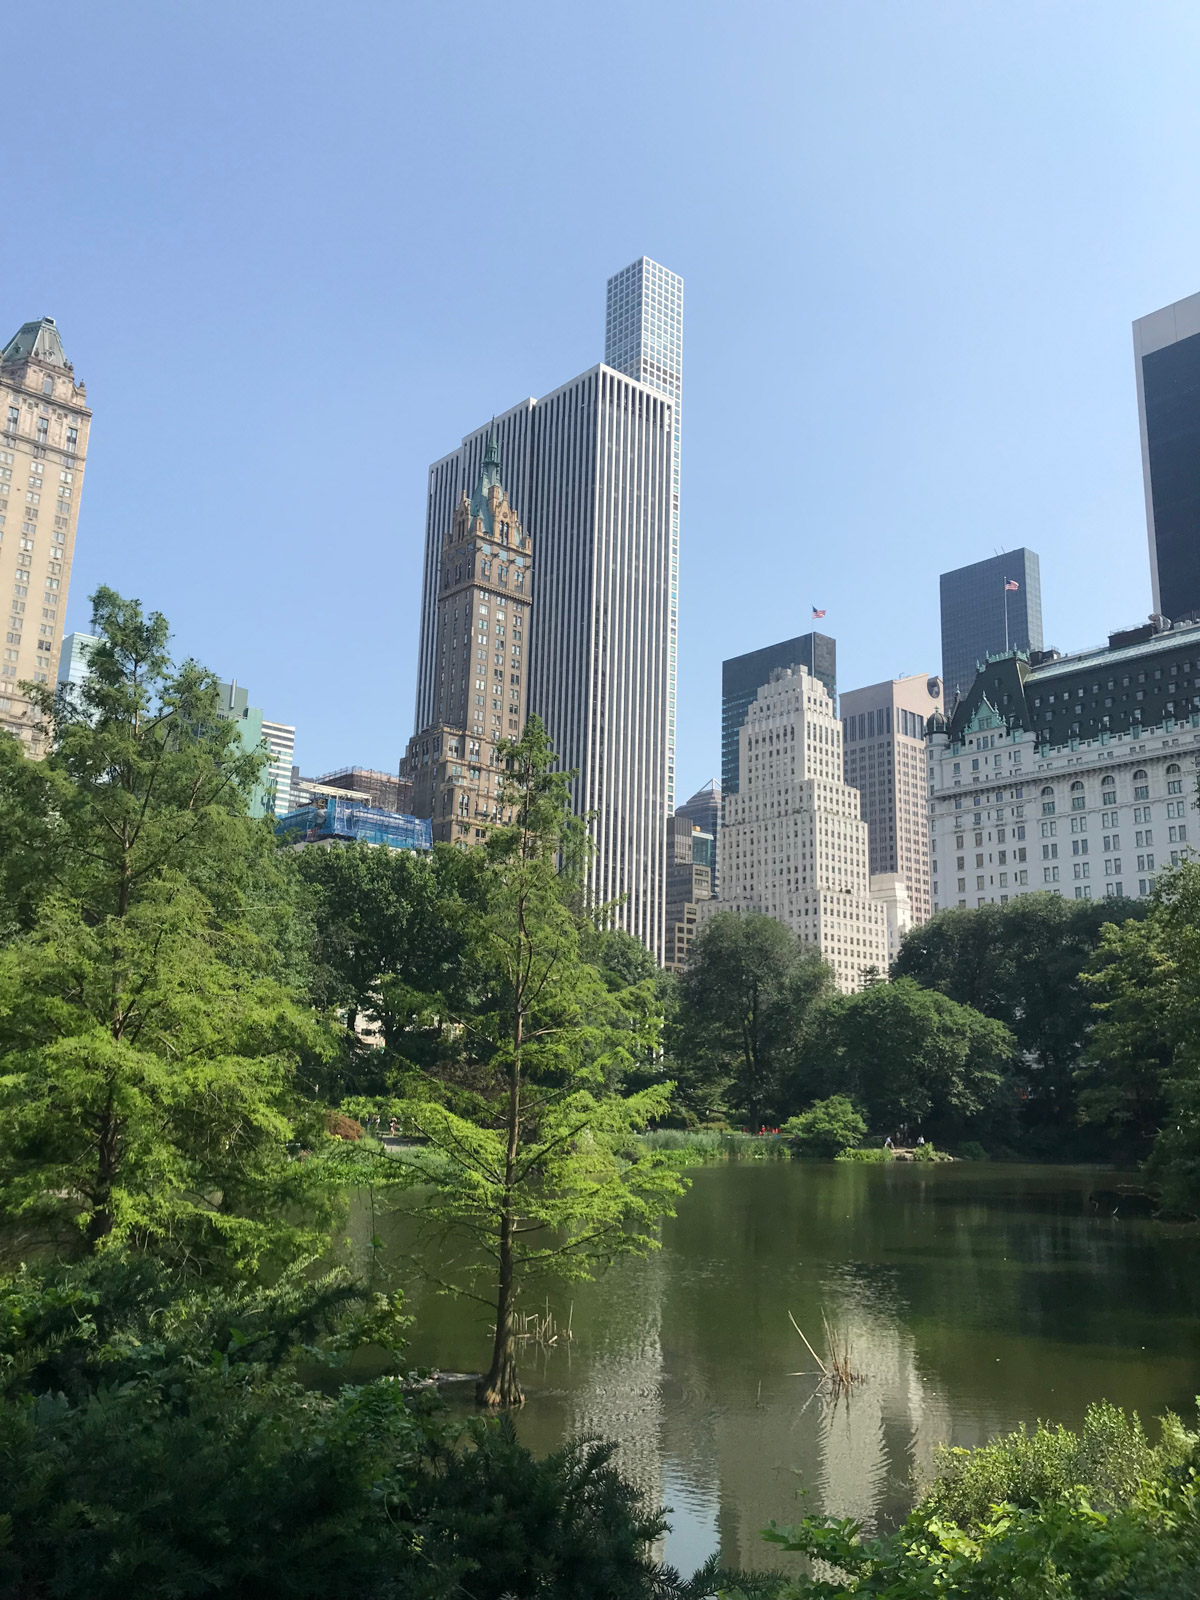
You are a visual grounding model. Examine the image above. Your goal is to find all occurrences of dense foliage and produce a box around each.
[0,588,334,1280]
[671,912,834,1128]
[894,892,1149,1151]
[782,1096,866,1157]
[736,1403,1200,1599]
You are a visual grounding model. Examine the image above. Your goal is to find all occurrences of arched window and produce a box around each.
[1133,768,1150,800]
[1041,785,1054,795]
[1166,762,1181,774]
[1070,780,1084,790]
[1041,784,1056,816]
[1167,761,1184,796]
[1070,779,1086,810]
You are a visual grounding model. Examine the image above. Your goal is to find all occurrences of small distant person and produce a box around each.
[884,1136,893,1150]
[389,1118,398,1137]
[916,1135,925,1147]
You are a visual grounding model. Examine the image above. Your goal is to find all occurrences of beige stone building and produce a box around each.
[719,665,889,992]
[0,318,91,750]
[402,435,531,845]
[841,673,943,925]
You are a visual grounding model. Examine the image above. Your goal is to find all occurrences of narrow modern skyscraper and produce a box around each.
[841,673,943,925]
[605,258,682,809]
[0,317,91,749]
[721,633,836,804]
[720,665,889,992]
[1134,289,1200,620]
[404,440,533,846]
[940,550,1042,702]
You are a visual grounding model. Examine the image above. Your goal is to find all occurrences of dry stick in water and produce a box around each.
[788,1310,829,1377]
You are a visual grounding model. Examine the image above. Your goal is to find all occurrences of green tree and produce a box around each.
[792,978,1015,1139]
[1083,861,1200,1213]
[894,893,1148,1134]
[295,838,485,1094]
[393,718,689,1407]
[673,913,835,1129]
[0,1259,726,1600]
[781,1095,867,1157]
[0,587,334,1279]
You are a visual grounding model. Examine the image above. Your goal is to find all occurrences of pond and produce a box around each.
[352,1160,1200,1576]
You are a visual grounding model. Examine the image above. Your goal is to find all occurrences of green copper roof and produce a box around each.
[468,428,504,534]
[1,317,69,369]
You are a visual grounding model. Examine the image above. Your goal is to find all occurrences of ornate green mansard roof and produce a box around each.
[1,316,69,369]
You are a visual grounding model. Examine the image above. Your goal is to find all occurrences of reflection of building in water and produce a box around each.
[564,1253,667,1533]
[688,1289,961,1573]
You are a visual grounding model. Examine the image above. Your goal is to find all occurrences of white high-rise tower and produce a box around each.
[605,258,683,810]
[412,274,677,959]
[720,665,890,992]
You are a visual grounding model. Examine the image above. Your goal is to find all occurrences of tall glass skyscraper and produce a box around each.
[605,258,683,809]
[939,549,1042,702]
[413,320,675,957]
[721,633,836,802]
[1134,290,1200,621]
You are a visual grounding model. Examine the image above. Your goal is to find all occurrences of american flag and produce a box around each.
[1004,579,1019,592]
[812,606,826,618]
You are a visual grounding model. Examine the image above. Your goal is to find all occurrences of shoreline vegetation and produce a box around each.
[1,588,1199,1594]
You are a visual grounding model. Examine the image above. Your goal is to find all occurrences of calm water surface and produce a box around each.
[355,1162,1200,1575]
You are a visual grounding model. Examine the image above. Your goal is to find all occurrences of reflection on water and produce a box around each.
[357,1162,1200,1575]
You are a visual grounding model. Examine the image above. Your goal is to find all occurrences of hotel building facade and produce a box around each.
[929,619,1200,912]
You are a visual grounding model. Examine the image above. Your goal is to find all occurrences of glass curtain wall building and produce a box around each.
[414,370,674,959]
[940,549,1043,703]
[605,258,683,809]
[721,633,836,804]
[1134,290,1200,621]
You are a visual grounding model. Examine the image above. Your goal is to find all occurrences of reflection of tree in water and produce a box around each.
[362,1164,1200,1578]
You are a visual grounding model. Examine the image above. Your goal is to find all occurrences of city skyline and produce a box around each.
[11,6,1199,806]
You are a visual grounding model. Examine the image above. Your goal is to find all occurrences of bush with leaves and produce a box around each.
[0,1259,758,1600]
[728,1403,1200,1600]
[782,1096,867,1158]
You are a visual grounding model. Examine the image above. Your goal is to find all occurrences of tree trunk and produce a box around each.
[478,971,525,1408]
[86,1108,120,1249]
[477,1209,523,1406]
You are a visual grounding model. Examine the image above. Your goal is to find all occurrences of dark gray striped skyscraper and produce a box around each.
[414,361,675,959]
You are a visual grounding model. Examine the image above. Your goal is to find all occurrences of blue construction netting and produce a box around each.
[275,797,432,852]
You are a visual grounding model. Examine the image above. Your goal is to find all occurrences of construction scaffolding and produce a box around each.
[275,795,432,853]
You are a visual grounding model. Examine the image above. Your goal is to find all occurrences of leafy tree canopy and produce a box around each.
[0,587,337,1280]
[791,977,1016,1139]
[672,912,835,1130]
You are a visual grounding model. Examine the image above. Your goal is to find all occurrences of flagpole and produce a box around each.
[1004,581,1009,654]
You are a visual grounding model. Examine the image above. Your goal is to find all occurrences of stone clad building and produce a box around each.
[0,317,91,750]
[841,672,943,925]
[719,664,889,992]
[929,618,1200,911]
[403,435,531,845]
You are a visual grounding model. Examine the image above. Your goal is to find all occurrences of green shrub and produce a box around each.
[910,1141,943,1162]
[920,1402,1195,1529]
[733,1402,1200,1599]
[835,1145,892,1163]
[955,1140,989,1162]
[782,1096,867,1158]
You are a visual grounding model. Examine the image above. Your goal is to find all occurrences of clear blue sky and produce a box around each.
[8,2,1200,800]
